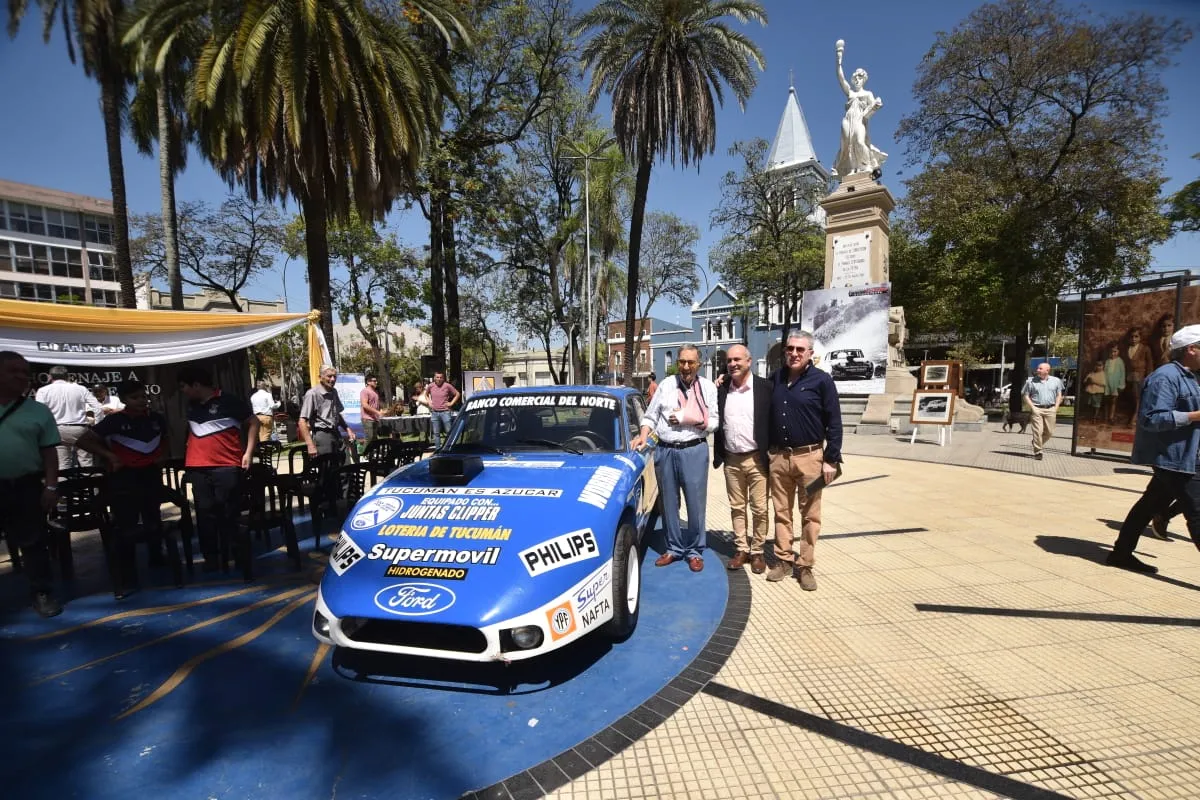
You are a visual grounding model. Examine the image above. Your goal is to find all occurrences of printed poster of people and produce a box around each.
[800,282,890,395]
[1076,285,1200,456]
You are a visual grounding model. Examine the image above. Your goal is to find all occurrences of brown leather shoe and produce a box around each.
[750,554,766,574]
[795,565,817,591]
[688,556,704,572]
[727,551,749,570]
[655,553,681,567]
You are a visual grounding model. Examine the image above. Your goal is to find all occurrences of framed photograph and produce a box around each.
[919,360,953,387]
[911,389,955,425]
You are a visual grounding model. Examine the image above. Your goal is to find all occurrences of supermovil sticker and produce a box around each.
[329,532,366,576]
[519,528,599,576]
[367,543,501,567]
[374,583,456,617]
[349,496,404,530]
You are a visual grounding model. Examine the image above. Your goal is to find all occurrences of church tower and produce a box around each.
[766,82,832,225]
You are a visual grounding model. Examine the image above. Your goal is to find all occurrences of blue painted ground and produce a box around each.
[0,523,726,799]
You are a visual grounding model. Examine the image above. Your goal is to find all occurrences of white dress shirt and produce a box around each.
[251,389,280,416]
[639,374,719,444]
[722,377,757,454]
[35,379,103,425]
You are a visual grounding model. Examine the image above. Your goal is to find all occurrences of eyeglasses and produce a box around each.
[677,359,698,365]
[785,346,809,353]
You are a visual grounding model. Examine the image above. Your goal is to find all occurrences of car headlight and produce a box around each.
[505,625,544,651]
[313,610,331,637]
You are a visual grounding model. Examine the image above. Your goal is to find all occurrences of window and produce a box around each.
[0,203,7,230]
[45,209,80,240]
[84,215,113,245]
[31,245,50,275]
[7,203,29,233]
[50,247,81,278]
[25,205,46,236]
[88,250,116,283]
[54,285,84,304]
[0,242,11,272]
[13,242,33,273]
[626,395,646,443]
[0,280,15,297]
[96,289,119,307]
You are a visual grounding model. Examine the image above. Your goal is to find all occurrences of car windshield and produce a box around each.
[446,393,624,453]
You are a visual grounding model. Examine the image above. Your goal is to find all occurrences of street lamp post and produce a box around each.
[561,136,616,385]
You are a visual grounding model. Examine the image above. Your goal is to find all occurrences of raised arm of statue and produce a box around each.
[835,39,851,96]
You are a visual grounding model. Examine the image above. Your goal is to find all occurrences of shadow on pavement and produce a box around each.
[1034,534,1200,594]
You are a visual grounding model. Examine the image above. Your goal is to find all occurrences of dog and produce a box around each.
[1002,411,1030,434]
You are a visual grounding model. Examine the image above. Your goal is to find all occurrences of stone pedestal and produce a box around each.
[820,172,896,289]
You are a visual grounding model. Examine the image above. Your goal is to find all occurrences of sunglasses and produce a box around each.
[677,359,698,365]
[785,346,809,353]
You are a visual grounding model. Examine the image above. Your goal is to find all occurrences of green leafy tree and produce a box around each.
[637,211,700,321]
[576,0,767,384]
[1166,154,1200,233]
[8,0,137,306]
[897,0,1189,411]
[147,0,469,353]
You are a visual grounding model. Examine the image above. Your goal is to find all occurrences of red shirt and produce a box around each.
[427,381,458,411]
[93,409,166,468]
[185,390,251,468]
[360,386,381,420]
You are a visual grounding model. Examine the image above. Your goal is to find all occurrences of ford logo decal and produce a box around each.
[373,583,456,617]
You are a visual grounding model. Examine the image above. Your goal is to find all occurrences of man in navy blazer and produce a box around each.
[713,344,773,573]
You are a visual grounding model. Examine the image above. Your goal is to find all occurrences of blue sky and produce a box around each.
[0,0,1197,332]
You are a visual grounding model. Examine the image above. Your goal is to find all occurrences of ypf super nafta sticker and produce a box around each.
[329,532,366,576]
[520,529,598,577]
[546,602,577,641]
[349,496,404,530]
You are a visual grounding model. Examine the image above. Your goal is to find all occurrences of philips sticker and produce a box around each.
[350,497,404,530]
[374,583,456,617]
[520,529,599,576]
[329,533,365,576]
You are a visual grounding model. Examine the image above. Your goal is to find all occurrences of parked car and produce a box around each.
[826,349,874,380]
[313,386,661,662]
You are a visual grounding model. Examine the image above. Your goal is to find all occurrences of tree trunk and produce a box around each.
[157,80,183,310]
[428,193,447,372]
[100,71,136,308]
[301,193,335,367]
[443,209,462,383]
[624,151,653,386]
[1008,329,1029,414]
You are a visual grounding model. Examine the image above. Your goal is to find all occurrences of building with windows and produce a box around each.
[607,317,682,386]
[0,178,121,307]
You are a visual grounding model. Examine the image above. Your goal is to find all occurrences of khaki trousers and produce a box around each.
[1030,405,1056,454]
[256,414,274,442]
[769,448,824,566]
[722,452,769,555]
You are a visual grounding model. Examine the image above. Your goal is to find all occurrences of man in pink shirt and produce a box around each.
[427,371,461,448]
[360,375,383,443]
[713,344,773,574]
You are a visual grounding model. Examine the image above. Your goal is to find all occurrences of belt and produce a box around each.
[313,427,339,434]
[770,443,822,455]
[1034,404,1055,409]
[657,438,705,450]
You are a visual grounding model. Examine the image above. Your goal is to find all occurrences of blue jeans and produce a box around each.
[431,410,455,448]
[654,441,709,559]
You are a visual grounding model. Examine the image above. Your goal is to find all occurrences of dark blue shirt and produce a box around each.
[769,366,843,463]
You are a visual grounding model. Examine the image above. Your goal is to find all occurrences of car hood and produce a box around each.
[320,453,643,626]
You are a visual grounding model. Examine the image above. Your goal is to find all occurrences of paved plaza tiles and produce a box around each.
[4,422,1200,799]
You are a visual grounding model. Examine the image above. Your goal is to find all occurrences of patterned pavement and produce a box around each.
[546,434,1200,800]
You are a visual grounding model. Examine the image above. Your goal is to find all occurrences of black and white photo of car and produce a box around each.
[826,349,874,380]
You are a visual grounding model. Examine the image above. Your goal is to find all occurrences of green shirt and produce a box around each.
[0,397,61,479]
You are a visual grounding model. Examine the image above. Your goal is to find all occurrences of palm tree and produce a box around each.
[576,0,766,383]
[135,0,468,352]
[8,0,138,307]
[122,0,207,310]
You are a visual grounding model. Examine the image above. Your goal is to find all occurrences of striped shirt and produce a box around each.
[185,390,251,468]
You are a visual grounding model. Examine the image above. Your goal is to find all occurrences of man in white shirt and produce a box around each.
[35,365,102,470]
[631,345,719,572]
[250,380,280,442]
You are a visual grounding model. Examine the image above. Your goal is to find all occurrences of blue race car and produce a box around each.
[313,386,661,661]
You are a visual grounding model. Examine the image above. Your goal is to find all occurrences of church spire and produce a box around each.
[766,84,819,173]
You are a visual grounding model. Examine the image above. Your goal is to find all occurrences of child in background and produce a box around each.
[1104,344,1126,425]
[1083,360,1106,422]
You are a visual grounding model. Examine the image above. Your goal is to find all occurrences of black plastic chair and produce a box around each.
[240,464,301,576]
[256,440,282,470]
[50,474,112,585]
[278,451,346,550]
[160,459,196,573]
[102,475,184,591]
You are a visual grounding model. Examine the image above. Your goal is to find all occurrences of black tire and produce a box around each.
[604,522,641,642]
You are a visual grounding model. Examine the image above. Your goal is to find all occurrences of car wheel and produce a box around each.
[604,522,641,642]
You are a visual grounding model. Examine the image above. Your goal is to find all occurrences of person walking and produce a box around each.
[35,364,102,470]
[1108,325,1200,574]
[78,381,180,595]
[1022,362,1064,460]
[250,380,279,442]
[713,344,772,574]
[178,366,258,573]
[631,345,718,572]
[767,330,843,590]
[0,351,65,617]
[427,371,461,449]
[646,372,658,403]
[298,366,356,457]
[360,375,383,444]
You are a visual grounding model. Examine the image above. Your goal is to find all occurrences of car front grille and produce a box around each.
[346,620,488,653]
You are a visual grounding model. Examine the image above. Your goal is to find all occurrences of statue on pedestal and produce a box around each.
[832,39,887,180]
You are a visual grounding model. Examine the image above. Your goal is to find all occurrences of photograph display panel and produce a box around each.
[911,389,955,425]
[801,282,890,395]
